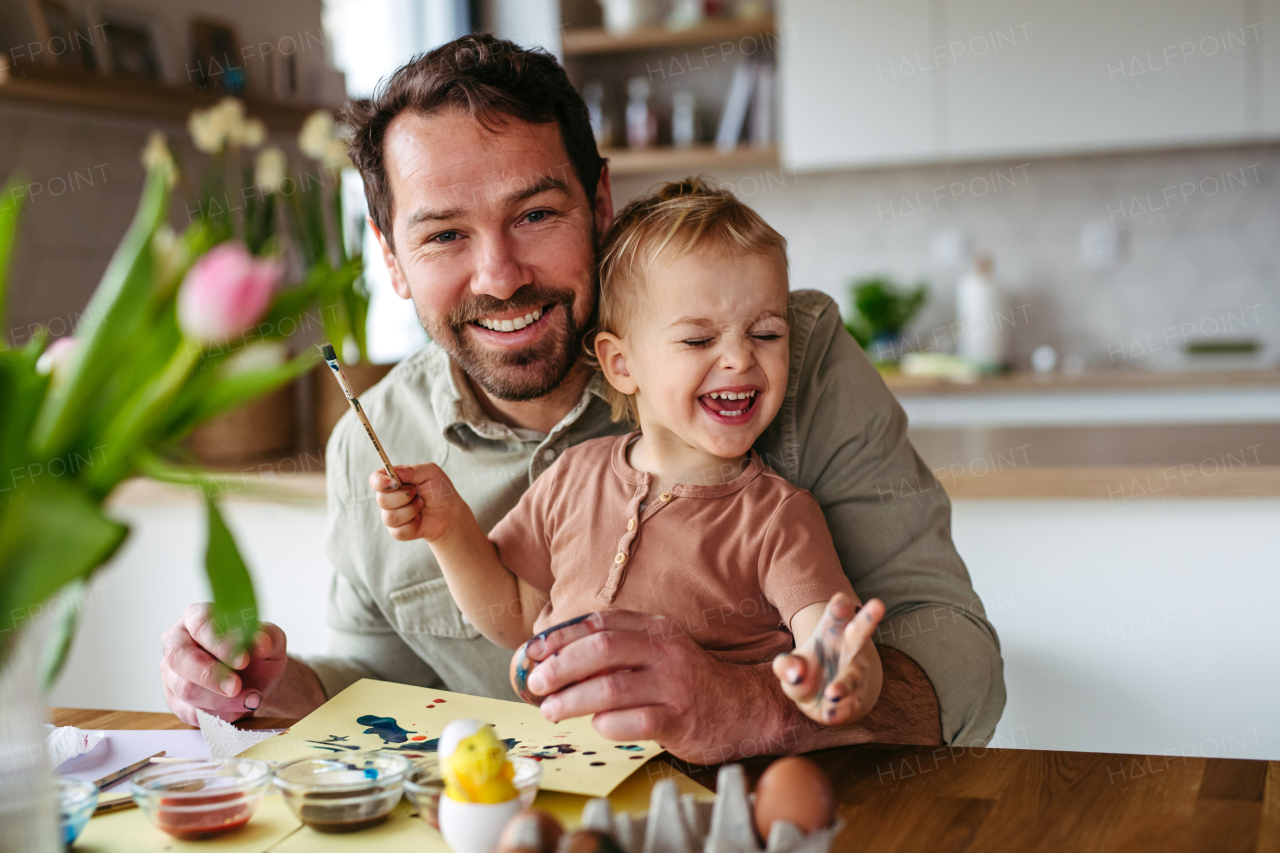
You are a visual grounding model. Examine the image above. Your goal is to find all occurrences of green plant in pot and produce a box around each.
[184,99,300,463]
[845,276,929,366]
[293,110,389,448]
[0,139,316,851]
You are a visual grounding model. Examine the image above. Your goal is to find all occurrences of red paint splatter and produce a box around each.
[410,736,427,741]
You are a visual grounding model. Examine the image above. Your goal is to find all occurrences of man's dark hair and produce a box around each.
[345,34,605,249]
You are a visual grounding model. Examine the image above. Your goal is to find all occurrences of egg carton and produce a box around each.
[577,764,842,853]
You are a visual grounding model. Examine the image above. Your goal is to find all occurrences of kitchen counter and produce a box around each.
[885,367,1280,395]
[911,422,1280,498]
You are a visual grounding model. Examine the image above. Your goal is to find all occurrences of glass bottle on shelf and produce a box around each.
[626,77,658,151]
[672,90,697,148]
[583,81,614,149]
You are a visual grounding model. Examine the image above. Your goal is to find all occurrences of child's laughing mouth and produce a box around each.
[698,388,759,425]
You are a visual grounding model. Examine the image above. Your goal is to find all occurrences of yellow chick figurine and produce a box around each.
[438,718,519,804]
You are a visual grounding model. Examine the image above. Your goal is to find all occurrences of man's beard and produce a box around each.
[417,284,593,403]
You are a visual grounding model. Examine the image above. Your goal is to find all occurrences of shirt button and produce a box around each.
[660,492,672,502]
[614,552,626,564]
[543,448,557,462]
[627,518,636,531]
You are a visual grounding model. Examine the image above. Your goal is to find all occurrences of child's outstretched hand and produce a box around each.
[773,594,885,726]
[371,463,462,542]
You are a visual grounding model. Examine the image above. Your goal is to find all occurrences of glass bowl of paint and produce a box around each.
[55,777,98,846]
[272,752,409,833]
[130,758,270,840]
[404,756,541,830]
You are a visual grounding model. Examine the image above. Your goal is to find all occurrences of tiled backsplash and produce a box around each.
[5,102,1276,372]
[616,144,1279,371]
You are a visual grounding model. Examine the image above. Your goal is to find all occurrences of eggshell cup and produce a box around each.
[438,796,523,853]
[405,756,541,831]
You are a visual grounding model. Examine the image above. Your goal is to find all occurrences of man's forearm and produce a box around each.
[256,656,327,719]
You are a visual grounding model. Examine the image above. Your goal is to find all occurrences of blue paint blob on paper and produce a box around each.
[357,715,416,744]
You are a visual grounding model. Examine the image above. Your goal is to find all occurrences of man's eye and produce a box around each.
[432,230,459,243]
[523,209,552,224]
[683,338,712,348]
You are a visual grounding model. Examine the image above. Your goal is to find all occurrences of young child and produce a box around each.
[374,179,883,726]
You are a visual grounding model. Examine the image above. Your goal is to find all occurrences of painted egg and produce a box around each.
[510,645,545,706]
[496,808,563,853]
[560,829,625,853]
[752,756,835,841]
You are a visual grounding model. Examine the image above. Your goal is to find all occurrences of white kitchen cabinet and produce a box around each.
[1263,0,1280,134]
[945,0,1254,158]
[778,0,1268,169]
[778,0,941,169]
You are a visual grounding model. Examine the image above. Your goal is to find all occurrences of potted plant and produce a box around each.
[0,139,315,851]
[182,98,301,464]
[844,276,929,367]
[292,110,390,450]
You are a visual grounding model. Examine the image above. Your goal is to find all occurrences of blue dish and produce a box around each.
[55,777,99,847]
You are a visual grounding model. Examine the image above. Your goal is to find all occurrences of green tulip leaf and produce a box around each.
[203,497,258,654]
[0,477,128,671]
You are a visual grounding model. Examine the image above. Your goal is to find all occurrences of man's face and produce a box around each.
[374,109,609,402]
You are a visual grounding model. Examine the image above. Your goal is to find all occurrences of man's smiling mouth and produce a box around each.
[469,305,550,334]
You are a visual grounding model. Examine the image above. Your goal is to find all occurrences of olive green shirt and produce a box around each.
[305,290,1005,746]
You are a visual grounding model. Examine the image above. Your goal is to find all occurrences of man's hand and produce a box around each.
[372,464,462,542]
[159,604,289,726]
[518,610,798,764]
[773,595,885,725]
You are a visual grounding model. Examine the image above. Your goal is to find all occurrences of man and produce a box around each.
[160,35,1004,763]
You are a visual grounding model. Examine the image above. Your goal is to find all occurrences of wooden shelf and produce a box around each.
[884,367,1280,396]
[0,65,326,131]
[603,144,778,176]
[562,17,776,55]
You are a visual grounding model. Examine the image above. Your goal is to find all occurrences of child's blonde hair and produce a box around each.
[593,177,788,424]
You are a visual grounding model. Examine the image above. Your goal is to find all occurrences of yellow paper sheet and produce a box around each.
[239,680,665,797]
[76,793,301,853]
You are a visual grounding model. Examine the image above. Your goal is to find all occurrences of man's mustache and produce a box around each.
[446,287,576,330]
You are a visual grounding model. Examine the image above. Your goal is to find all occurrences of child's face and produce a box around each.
[603,242,790,461]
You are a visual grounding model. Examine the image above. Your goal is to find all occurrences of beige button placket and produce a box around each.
[596,480,677,602]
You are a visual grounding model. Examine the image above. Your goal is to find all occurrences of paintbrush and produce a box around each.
[92,750,166,792]
[318,343,401,489]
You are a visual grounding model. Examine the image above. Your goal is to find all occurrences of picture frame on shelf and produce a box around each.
[24,0,98,70]
[190,17,246,96]
[89,5,167,82]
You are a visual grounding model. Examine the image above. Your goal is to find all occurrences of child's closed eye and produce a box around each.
[682,338,713,348]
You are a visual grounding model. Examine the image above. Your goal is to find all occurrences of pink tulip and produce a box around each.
[177,242,282,344]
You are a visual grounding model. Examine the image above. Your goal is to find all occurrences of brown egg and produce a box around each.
[752,756,835,842]
[496,809,563,853]
[560,829,624,853]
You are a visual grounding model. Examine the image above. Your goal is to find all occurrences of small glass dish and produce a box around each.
[54,777,98,846]
[272,752,409,833]
[404,755,541,830]
[129,758,270,841]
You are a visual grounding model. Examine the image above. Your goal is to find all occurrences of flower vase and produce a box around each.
[0,621,60,853]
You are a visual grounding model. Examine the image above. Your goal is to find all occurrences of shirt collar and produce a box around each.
[427,344,612,447]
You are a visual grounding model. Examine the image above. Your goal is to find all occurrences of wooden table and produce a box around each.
[53,709,1280,852]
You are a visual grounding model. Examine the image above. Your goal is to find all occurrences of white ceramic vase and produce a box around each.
[0,622,60,853]
[437,795,522,853]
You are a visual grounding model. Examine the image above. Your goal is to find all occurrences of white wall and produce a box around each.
[49,492,1280,764]
[47,498,331,713]
[958,498,1280,760]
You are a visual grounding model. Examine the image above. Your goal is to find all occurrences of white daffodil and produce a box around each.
[322,137,351,170]
[241,118,267,149]
[140,131,178,187]
[188,107,226,154]
[255,146,288,193]
[299,110,335,160]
